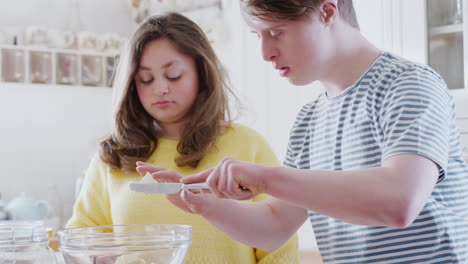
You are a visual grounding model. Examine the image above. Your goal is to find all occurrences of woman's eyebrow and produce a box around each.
[138,59,179,71]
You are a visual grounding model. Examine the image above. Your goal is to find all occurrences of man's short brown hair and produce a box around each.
[240,0,360,30]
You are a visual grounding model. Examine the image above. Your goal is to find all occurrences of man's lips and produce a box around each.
[273,62,291,76]
[276,66,290,77]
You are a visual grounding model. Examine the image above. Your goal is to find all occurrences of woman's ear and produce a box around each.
[320,0,338,25]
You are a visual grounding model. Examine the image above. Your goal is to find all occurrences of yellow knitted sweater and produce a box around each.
[67,124,299,264]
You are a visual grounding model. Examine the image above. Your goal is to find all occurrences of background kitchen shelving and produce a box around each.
[0,45,119,88]
[426,0,465,90]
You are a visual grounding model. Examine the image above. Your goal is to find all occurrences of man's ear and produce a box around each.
[320,0,338,24]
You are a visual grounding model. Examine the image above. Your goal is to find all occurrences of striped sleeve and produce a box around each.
[283,141,297,168]
[283,101,317,168]
[379,66,451,181]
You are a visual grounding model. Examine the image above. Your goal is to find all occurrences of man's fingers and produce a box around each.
[208,165,227,198]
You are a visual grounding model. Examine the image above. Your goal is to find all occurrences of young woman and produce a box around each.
[144,1,468,263]
[67,12,299,264]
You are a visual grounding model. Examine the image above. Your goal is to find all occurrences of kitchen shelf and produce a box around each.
[429,23,463,37]
[148,0,221,14]
[0,45,120,88]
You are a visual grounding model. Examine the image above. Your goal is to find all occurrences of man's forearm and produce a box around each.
[201,197,307,252]
[264,154,438,227]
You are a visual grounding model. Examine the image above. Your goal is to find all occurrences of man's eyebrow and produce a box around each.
[250,25,286,34]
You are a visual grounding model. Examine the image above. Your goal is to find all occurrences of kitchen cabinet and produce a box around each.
[422,0,468,157]
[357,0,467,89]
[355,0,468,158]
[426,0,464,90]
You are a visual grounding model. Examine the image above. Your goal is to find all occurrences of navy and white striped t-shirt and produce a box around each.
[284,52,468,263]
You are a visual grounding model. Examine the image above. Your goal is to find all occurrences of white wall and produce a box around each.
[0,0,133,40]
[0,0,129,226]
[0,84,113,226]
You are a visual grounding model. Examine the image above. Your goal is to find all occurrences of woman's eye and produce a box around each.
[167,75,181,81]
[140,78,153,84]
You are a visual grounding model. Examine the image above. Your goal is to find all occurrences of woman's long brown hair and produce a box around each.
[100,12,234,172]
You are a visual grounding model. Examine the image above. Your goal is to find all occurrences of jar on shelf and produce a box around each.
[0,221,57,263]
[427,0,464,26]
[81,55,103,86]
[105,55,119,87]
[451,0,463,24]
[30,51,52,84]
[56,53,78,85]
[1,48,25,82]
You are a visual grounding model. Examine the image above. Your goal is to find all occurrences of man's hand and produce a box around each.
[182,158,269,200]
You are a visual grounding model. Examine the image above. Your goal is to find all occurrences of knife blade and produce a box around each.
[129,182,209,194]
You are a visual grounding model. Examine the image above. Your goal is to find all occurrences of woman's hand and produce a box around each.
[135,162,231,215]
[182,158,268,200]
[136,161,196,213]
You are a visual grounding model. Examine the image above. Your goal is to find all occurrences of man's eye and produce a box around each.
[270,31,281,38]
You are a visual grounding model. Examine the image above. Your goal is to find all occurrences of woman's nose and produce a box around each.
[153,80,169,95]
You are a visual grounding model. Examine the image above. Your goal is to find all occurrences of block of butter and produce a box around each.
[140,172,158,183]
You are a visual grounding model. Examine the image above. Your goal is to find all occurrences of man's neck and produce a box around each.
[322,30,381,97]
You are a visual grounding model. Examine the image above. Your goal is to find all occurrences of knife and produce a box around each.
[129,182,209,194]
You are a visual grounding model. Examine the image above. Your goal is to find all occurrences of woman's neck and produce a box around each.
[158,121,185,140]
[158,120,229,140]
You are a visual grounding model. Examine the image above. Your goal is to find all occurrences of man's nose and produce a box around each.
[261,39,278,62]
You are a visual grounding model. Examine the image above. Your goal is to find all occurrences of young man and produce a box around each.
[139,0,468,263]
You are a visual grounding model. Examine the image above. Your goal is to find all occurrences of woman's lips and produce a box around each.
[154,101,173,108]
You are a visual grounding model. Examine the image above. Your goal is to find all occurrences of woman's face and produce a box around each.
[135,38,199,128]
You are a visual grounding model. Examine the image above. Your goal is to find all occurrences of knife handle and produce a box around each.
[183,183,210,190]
[183,183,250,192]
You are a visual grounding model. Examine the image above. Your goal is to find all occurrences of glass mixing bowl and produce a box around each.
[58,224,192,264]
[0,220,57,264]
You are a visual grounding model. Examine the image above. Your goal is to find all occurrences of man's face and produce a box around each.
[244,12,333,86]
